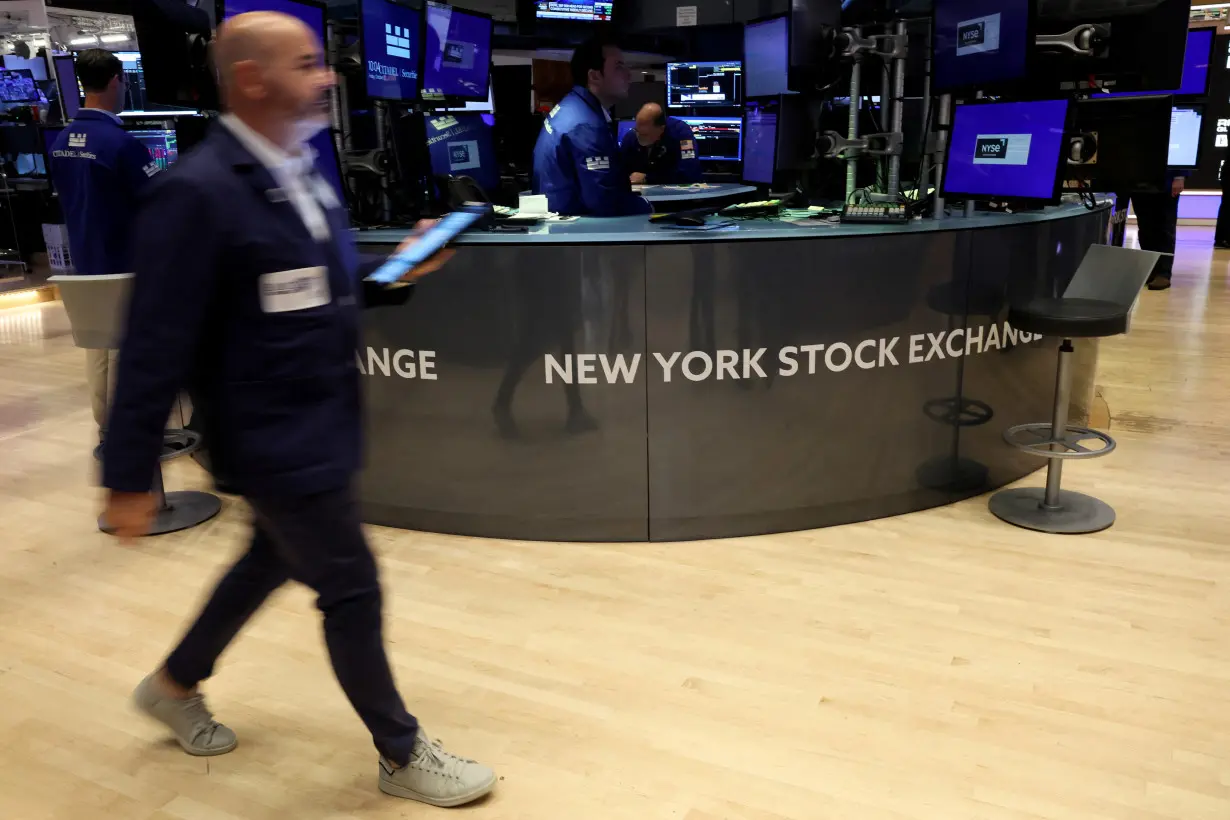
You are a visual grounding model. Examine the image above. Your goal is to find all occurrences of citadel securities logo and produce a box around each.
[384,23,413,59]
[955,13,1001,56]
[359,322,1046,384]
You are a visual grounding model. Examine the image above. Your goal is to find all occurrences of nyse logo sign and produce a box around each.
[972,133,1032,166]
[975,138,1009,159]
[448,140,481,172]
[955,13,1001,56]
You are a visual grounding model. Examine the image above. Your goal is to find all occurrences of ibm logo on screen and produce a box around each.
[385,23,411,59]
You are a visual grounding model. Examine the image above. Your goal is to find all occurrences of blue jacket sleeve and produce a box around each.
[566,123,652,217]
[672,123,704,184]
[102,174,217,493]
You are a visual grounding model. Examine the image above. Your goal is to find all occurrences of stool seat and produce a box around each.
[1008,297,1128,339]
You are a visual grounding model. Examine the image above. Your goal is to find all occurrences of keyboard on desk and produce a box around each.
[840,204,910,224]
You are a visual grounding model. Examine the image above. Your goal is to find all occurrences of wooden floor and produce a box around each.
[2,227,1229,820]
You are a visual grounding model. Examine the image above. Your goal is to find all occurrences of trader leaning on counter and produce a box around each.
[531,35,652,217]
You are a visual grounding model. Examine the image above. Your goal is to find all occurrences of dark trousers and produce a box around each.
[1129,192,1179,278]
[1216,191,1230,246]
[164,486,419,766]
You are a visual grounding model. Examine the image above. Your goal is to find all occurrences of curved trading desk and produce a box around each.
[355,203,1110,542]
[634,182,757,203]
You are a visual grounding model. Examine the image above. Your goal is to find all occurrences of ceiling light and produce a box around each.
[69,35,97,45]
[99,33,129,43]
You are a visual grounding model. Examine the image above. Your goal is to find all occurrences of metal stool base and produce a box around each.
[99,491,222,536]
[989,488,1115,535]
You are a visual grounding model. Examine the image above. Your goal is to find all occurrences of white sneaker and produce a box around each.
[378,731,496,807]
[132,674,237,756]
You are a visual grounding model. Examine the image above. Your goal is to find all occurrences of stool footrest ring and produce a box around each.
[1003,423,1116,460]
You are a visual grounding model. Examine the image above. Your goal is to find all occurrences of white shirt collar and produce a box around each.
[220,113,314,176]
[79,107,123,125]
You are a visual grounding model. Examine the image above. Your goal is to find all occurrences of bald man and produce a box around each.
[102,13,496,808]
[618,102,703,185]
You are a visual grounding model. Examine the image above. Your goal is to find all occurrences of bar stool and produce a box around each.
[988,243,1160,534]
[50,274,222,536]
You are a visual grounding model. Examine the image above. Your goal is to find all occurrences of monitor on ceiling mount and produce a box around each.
[932,0,1037,94]
[423,1,493,104]
[0,69,39,103]
[535,0,614,22]
[666,61,742,110]
[360,0,424,103]
[218,0,326,42]
[1095,27,1215,100]
[744,15,792,99]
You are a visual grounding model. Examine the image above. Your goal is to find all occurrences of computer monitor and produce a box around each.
[443,82,495,113]
[309,131,346,201]
[1034,0,1189,94]
[679,116,742,162]
[219,0,326,40]
[535,1,613,22]
[0,69,39,103]
[941,98,1073,204]
[1068,95,1172,194]
[1096,28,1215,100]
[126,128,179,171]
[361,0,423,102]
[742,99,778,185]
[53,55,80,120]
[3,55,48,81]
[103,51,148,112]
[426,112,500,195]
[617,119,635,143]
[1168,106,1202,169]
[932,0,1036,93]
[423,2,492,103]
[666,61,742,110]
[744,16,791,99]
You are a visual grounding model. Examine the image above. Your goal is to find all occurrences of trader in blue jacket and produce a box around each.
[102,13,495,808]
[48,49,157,436]
[531,35,651,216]
[619,102,703,185]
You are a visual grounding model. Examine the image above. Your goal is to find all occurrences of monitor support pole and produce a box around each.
[846,27,862,203]
[374,101,393,223]
[885,20,907,200]
[933,93,951,220]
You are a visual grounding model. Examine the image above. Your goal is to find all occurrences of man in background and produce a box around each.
[48,49,157,438]
[531,34,651,216]
[619,102,703,185]
[102,13,495,808]
[1126,170,1186,291]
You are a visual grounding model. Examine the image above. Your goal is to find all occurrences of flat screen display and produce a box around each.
[362,0,423,102]
[424,2,492,101]
[426,112,499,194]
[745,16,790,98]
[943,98,1071,202]
[114,52,148,111]
[932,0,1032,93]
[1168,106,1202,168]
[666,61,742,109]
[127,128,179,171]
[0,69,38,103]
[743,99,778,184]
[679,116,742,161]
[53,55,79,119]
[221,0,325,38]
[1097,28,1215,99]
[535,0,612,21]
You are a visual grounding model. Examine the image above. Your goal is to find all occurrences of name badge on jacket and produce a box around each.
[259,266,331,314]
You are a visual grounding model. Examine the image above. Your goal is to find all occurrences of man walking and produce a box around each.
[101,13,495,808]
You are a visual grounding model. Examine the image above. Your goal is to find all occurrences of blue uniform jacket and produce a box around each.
[531,86,652,216]
[49,109,156,275]
[102,124,410,498]
[618,117,704,185]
